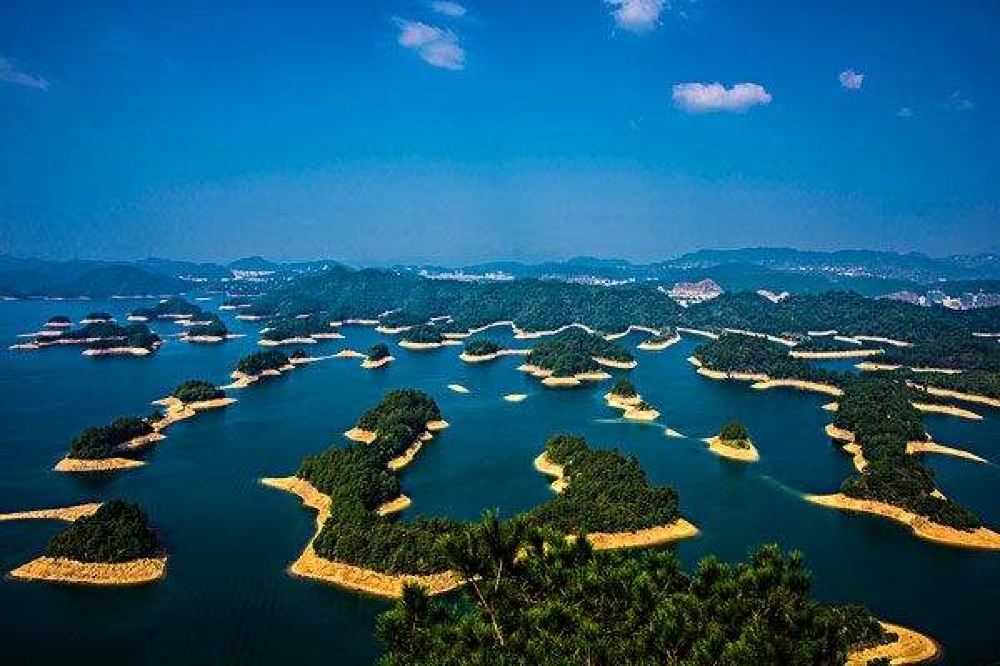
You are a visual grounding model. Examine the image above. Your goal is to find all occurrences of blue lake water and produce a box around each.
[0,299,997,663]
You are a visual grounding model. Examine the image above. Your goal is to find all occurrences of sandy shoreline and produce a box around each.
[906,441,987,464]
[911,402,982,420]
[387,439,425,471]
[0,503,102,522]
[585,519,700,550]
[592,356,638,370]
[399,339,462,350]
[533,452,567,493]
[604,392,659,421]
[751,379,844,397]
[361,355,394,369]
[703,436,760,463]
[637,333,681,351]
[10,556,167,586]
[458,349,530,363]
[82,346,153,357]
[915,386,1000,409]
[344,427,377,444]
[676,327,719,340]
[376,495,412,516]
[806,493,1000,550]
[447,384,470,394]
[54,457,145,472]
[503,393,527,402]
[790,349,884,359]
[260,476,462,598]
[845,622,939,666]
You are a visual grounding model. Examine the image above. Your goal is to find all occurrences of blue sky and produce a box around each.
[0,0,997,263]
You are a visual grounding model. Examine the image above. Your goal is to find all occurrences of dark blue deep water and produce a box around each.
[0,299,997,663]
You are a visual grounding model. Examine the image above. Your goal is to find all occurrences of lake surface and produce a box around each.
[1,299,997,664]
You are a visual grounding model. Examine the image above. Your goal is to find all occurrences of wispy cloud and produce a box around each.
[944,91,973,111]
[606,0,667,33]
[431,1,466,18]
[0,55,49,91]
[395,19,465,70]
[838,69,864,90]
[672,82,772,113]
[897,107,914,118]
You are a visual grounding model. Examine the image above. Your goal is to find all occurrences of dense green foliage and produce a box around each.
[835,376,981,529]
[402,325,445,344]
[377,515,888,665]
[46,315,71,324]
[185,316,228,338]
[131,297,202,319]
[883,331,1000,371]
[526,435,679,533]
[380,310,428,327]
[909,369,1000,400]
[248,265,999,340]
[171,380,224,403]
[52,321,161,351]
[46,501,159,563]
[357,389,443,433]
[720,420,750,444]
[367,343,391,361]
[83,311,112,321]
[463,339,502,356]
[86,324,161,351]
[221,296,252,307]
[235,349,290,375]
[527,329,632,377]
[695,334,836,382]
[608,377,637,398]
[68,416,155,459]
[261,317,328,341]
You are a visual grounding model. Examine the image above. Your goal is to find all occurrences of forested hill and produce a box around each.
[253,267,1000,341]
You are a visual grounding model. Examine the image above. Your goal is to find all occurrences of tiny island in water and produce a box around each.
[2,253,999,663]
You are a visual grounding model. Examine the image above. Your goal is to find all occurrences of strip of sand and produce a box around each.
[790,349,884,359]
[805,493,1000,550]
[82,346,153,357]
[447,384,470,393]
[676,327,719,340]
[361,355,394,369]
[376,495,411,516]
[906,441,987,464]
[915,386,1000,409]
[592,356,638,370]
[911,402,982,420]
[854,335,911,348]
[503,393,527,402]
[260,476,462,598]
[10,556,166,585]
[399,339,462,350]
[0,503,102,522]
[54,457,145,472]
[637,334,681,351]
[344,427,377,444]
[845,622,939,666]
[585,519,700,550]
[533,452,567,493]
[387,439,424,471]
[751,379,844,397]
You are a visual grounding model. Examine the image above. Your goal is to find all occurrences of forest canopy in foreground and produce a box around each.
[377,514,889,665]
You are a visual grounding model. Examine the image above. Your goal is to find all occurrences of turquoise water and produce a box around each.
[0,299,997,664]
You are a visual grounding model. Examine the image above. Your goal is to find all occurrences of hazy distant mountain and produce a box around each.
[0,256,191,298]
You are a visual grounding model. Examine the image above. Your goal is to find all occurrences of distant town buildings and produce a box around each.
[663,279,724,306]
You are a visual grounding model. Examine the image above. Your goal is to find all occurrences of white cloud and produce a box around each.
[944,91,973,111]
[606,0,667,33]
[897,107,914,118]
[395,19,465,70]
[0,56,49,90]
[672,82,772,113]
[431,1,466,18]
[838,69,864,90]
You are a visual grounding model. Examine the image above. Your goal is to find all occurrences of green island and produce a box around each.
[719,420,752,448]
[400,324,447,346]
[524,329,633,380]
[366,343,392,362]
[130,297,203,320]
[235,349,291,377]
[260,316,338,343]
[25,320,163,355]
[462,338,503,357]
[607,376,638,398]
[64,416,155,461]
[81,311,113,323]
[10,501,166,586]
[694,335,1000,546]
[377,520,906,665]
[379,310,427,328]
[182,315,230,341]
[172,379,226,403]
[45,314,72,326]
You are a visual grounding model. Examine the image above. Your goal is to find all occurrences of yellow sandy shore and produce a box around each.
[721,328,799,347]
[603,325,660,341]
[533,452,568,493]
[592,356,638,370]
[426,419,449,431]
[234,314,267,321]
[504,393,528,402]
[458,349,530,363]
[604,393,643,409]
[181,335,225,343]
[912,402,982,420]
[825,423,854,441]
[856,361,902,372]
[513,323,596,340]
[822,402,839,412]
[664,428,685,438]
[845,622,939,666]
[399,339,462,350]
[676,327,719,340]
[344,427,377,444]
[841,443,868,472]
[54,457,145,472]
[542,376,581,387]
[916,386,1000,409]
[82,346,152,357]
[334,349,366,359]
[604,392,659,420]
[387,439,425,471]
[10,556,166,586]
[376,495,411,516]
[360,355,394,369]
[258,337,317,346]
[447,384,470,393]
[906,441,987,464]
[808,329,838,337]
[790,349,884,359]
[911,367,963,375]
[623,407,660,421]
[703,436,760,463]
[375,325,411,334]
[586,519,700,550]
[751,379,844,397]
[116,431,168,453]
[806,493,1000,550]
[518,363,552,378]
[637,334,681,351]
[0,503,102,522]
[260,476,462,598]
[697,367,770,382]
[834,335,863,346]
[854,335,912,348]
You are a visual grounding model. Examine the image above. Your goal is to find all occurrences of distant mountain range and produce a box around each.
[1,248,998,299]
